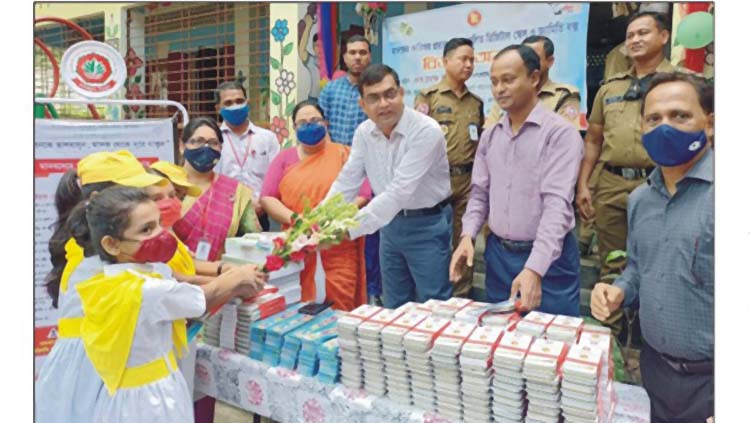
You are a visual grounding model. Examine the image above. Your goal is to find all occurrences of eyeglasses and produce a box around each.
[363,88,400,106]
[293,117,325,128]
[186,138,221,148]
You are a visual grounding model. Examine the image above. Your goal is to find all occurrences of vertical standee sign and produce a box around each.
[34,118,176,376]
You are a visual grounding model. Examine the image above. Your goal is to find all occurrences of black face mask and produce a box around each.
[623,74,656,101]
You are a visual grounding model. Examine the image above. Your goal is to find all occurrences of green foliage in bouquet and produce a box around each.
[264,193,360,271]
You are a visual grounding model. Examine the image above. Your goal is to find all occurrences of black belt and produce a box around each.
[449,163,473,177]
[494,233,534,253]
[658,351,713,375]
[397,198,450,217]
[603,164,654,180]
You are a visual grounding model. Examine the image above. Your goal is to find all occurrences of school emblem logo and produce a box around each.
[467,10,482,26]
[61,40,127,98]
[416,102,430,114]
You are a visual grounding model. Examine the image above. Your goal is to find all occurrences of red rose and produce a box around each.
[290,251,306,262]
[273,237,285,249]
[264,255,285,272]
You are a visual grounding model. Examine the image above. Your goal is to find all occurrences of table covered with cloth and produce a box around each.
[194,344,650,423]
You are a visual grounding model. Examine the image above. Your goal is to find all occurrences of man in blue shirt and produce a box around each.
[591,72,714,423]
[318,34,371,146]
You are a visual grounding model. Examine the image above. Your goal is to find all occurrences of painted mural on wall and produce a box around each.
[105,12,122,120]
[269,18,297,148]
[298,3,321,101]
[123,47,146,119]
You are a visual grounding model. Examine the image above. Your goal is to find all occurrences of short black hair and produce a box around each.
[522,35,554,58]
[358,64,400,95]
[493,44,541,75]
[641,72,714,115]
[345,34,371,52]
[214,81,247,104]
[292,99,326,122]
[443,38,473,57]
[627,11,669,32]
[67,186,152,264]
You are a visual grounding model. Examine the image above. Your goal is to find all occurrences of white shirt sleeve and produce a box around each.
[251,133,281,199]
[349,124,446,239]
[325,126,367,203]
[141,278,206,323]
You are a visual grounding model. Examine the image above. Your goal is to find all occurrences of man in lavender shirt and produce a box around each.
[450,45,584,316]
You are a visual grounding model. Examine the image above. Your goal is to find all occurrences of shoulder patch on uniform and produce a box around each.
[563,105,578,120]
[416,103,430,114]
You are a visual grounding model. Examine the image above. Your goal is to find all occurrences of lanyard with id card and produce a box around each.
[194,179,217,261]
[469,123,479,142]
[227,131,253,170]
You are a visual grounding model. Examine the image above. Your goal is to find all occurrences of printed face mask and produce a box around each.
[642,124,708,166]
[184,146,221,173]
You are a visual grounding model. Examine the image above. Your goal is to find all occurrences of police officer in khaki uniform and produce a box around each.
[484,35,582,131]
[415,37,484,298]
[577,11,677,281]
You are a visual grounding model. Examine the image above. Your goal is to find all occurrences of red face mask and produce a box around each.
[124,229,178,264]
[156,198,182,228]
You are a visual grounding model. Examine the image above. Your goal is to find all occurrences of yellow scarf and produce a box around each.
[77,269,188,394]
[167,237,197,276]
[60,238,84,293]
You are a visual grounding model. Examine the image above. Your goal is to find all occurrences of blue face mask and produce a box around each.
[642,124,708,167]
[183,146,221,173]
[296,122,327,146]
[220,103,250,126]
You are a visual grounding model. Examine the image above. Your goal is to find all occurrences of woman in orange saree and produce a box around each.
[260,100,370,311]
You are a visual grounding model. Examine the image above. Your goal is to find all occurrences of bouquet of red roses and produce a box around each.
[263,193,360,272]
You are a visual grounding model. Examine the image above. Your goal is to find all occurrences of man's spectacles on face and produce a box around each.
[363,88,399,106]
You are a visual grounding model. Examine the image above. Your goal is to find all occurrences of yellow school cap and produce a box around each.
[149,161,202,197]
[77,150,167,187]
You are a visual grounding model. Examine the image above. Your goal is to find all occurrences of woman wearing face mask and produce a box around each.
[173,117,261,262]
[65,186,266,423]
[260,100,371,311]
[147,162,241,283]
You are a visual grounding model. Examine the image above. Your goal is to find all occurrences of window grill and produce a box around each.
[34,14,106,119]
[127,2,270,127]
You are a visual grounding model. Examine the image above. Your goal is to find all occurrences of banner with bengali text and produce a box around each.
[383,3,590,127]
[34,118,175,377]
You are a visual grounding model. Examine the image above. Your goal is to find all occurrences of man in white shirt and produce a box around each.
[325,64,454,308]
[214,81,280,230]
